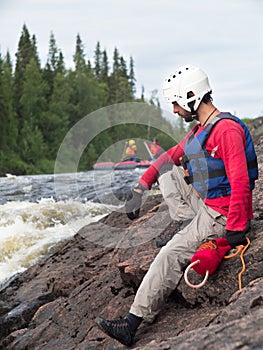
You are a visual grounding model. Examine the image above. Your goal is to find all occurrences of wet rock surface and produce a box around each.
[0,117,262,350]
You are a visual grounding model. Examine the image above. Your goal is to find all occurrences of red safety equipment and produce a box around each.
[184,238,250,290]
[191,238,231,275]
[184,238,231,288]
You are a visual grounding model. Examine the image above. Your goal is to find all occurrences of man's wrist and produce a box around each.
[134,183,146,193]
[133,182,146,195]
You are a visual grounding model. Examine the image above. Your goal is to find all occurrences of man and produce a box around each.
[148,137,161,161]
[95,64,258,346]
[124,139,139,162]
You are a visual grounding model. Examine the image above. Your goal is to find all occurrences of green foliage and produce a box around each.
[241,118,253,124]
[0,24,181,176]
[20,58,47,125]
[14,25,40,117]
[0,53,17,151]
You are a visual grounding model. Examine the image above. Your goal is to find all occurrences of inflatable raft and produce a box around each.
[93,159,151,170]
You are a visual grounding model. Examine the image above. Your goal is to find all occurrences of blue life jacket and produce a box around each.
[181,113,258,199]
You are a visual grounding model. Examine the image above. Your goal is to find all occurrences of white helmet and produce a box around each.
[163,64,212,113]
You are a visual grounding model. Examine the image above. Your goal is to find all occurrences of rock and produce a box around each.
[0,118,262,350]
[133,278,263,350]
[0,294,54,340]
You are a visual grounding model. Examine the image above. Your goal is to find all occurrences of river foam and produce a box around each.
[0,197,117,287]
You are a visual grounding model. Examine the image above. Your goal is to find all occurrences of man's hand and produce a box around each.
[226,230,247,248]
[125,189,143,220]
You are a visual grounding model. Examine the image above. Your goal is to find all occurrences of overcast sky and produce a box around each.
[0,0,262,119]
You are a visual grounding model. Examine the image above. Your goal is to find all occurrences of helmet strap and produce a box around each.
[186,101,197,122]
[187,93,198,121]
[190,105,198,120]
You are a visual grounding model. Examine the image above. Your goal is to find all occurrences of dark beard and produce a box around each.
[184,114,195,122]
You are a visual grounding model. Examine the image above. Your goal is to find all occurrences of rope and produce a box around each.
[196,240,217,251]
[224,237,250,290]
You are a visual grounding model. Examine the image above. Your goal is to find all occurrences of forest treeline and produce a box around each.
[0,24,185,176]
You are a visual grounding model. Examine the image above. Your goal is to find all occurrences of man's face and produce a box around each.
[172,102,194,122]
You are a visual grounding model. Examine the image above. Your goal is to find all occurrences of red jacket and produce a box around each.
[149,143,161,157]
[139,118,253,231]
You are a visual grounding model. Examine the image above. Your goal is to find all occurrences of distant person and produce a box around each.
[95,64,258,346]
[124,139,139,162]
[148,137,161,161]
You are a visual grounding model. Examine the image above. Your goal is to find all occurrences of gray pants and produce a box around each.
[130,166,226,322]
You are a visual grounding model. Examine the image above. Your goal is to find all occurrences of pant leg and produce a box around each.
[158,166,200,221]
[129,202,226,322]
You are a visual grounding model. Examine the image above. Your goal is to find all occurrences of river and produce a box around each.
[0,169,148,288]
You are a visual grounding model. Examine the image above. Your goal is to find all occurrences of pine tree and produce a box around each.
[70,35,108,125]
[14,25,40,120]
[0,54,5,151]
[47,32,59,72]
[19,57,48,165]
[20,58,47,125]
[119,56,128,78]
[94,41,102,81]
[100,49,109,83]
[57,51,65,75]
[129,56,136,98]
[98,49,110,104]
[108,47,120,103]
[31,34,41,67]
[44,32,65,102]
[45,72,72,158]
[73,34,86,72]
[2,52,18,151]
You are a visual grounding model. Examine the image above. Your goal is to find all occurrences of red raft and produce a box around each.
[114,159,151,170]
[92,162,115,171]
[93,160,151,171]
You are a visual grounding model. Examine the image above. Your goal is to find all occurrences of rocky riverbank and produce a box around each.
[0,117,262,350]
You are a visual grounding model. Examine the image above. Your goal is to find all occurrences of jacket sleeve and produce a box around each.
[139,144,184,189]
[216,122,250,231]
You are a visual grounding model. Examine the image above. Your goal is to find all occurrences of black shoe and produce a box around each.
[155,219,192,248]
[95,316,135,346]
